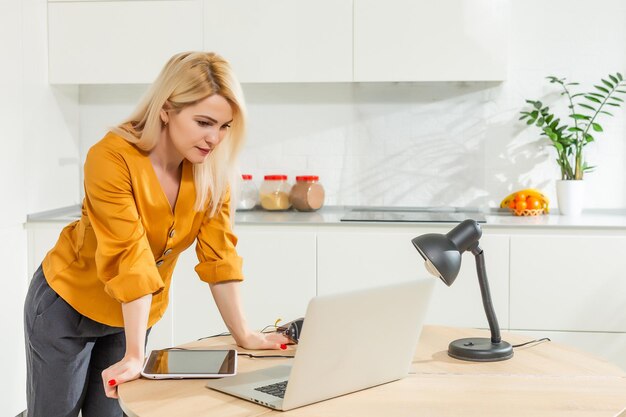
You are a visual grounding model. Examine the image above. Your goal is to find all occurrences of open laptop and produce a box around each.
[206,278,434,411]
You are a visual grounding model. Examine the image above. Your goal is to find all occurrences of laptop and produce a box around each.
[206,278,434,411]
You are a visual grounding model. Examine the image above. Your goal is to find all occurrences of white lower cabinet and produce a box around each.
[317,229,510,329]
[510,234,626,333]
[510,329,626,371]
[170,228,317,345]
[26,221,626,370]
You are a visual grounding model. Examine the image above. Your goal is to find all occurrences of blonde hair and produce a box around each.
[112,51,246,216]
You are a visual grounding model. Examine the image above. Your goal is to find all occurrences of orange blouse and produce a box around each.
[42,132,243,328]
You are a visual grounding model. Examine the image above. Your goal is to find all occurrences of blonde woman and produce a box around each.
[23,52,288,417]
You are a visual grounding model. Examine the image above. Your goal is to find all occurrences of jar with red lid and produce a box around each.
[289,175,325,212]
[259,175,292,210]
[236,174,258,210]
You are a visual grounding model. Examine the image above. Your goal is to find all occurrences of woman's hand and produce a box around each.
[238,331,291,350]
[101,355,144,399]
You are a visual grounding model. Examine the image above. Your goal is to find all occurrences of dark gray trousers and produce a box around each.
[24,266,127,417]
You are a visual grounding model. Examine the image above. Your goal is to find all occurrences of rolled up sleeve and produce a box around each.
[195,190,244,284]
[84,145,165,303]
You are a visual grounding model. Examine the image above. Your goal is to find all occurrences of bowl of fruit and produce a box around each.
[500,189,549,216]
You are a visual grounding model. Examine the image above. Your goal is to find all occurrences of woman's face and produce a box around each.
[163,94,234,164]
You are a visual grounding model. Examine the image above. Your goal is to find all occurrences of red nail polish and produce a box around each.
[108,379,117,387]
[280,344,287,350]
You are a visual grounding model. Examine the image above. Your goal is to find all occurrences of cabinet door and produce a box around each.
[354,0,508,81]
[317,230,510,329]
[510,235,626,332]
[511,329,626,372]
[203,0,353,82]
[171,229,316,345]
[48,1,203,84]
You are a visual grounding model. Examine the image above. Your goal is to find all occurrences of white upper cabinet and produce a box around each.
[353,0,509,82]
[48,1,203,84]
[202,0,353,83]
[47,0,508,84]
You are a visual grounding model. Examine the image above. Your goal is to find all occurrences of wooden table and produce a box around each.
[119,326,626,417]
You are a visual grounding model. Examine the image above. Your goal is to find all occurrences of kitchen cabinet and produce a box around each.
[317,229,510,329]
[203,0,353,83]
[170,227,317,345]
[47,0,508,84]
[48,0,203,84]
[510,234,626,333]
[27,218,626,370]
[353,0,509,81]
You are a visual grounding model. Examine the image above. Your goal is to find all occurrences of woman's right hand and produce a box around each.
[101,355,144,399]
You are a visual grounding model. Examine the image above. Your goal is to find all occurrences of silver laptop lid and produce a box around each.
[282,278,434,410]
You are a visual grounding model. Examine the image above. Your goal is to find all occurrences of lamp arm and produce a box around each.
[473,248,502,344]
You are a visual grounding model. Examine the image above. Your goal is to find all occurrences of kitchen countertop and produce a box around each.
[25,204,626,229]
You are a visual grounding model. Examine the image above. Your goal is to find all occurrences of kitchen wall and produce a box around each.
[76,0,626,210]
[2,1,27,415]
[28,0,626,215]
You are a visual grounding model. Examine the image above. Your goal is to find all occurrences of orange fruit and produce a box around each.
[508,200,516,209]
[526,197,542,210]
[515,200,527,211]
[515,192,527,202]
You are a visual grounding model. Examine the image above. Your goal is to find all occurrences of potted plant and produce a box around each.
[520,73,626,215]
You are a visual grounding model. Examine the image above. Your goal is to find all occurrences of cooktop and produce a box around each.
[340,208,486,223]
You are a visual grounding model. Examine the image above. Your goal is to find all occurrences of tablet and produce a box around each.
[141,349,237,379]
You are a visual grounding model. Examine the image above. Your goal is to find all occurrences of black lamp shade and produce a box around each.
[411,234,461,286]
[411,220,482,286]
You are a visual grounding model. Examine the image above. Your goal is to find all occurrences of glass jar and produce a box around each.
[237,174,258,210]
[259,175,292,211]
[290,175,325,212]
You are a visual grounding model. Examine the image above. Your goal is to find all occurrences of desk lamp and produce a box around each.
[411,219,513,361]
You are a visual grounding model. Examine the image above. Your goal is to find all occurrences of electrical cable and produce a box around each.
[512,337,551,348]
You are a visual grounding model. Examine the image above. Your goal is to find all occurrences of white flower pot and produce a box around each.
[556,180,585,216]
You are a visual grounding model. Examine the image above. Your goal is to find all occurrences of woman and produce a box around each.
[23,51,288,417]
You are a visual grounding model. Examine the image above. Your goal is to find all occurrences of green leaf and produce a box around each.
[609,74,619,84]
[592,123,603,132]
[595,85,610,94]
[589,92,605,98]
[533,101,542,109]
[600,110,614,116]
[554,142,563,152]
[571,93,585,98]
[607,102,622,107]
[578,103,596,111]
[566,82,580,86]
[526,119,535,125]
[567,127,584,132]
[617,90,626,94]
[570,114,590,120]
[602,79,615,89]
[536,118,545,126]
[519,115,529,120]
[617,73,624,81]
[584,133,595,142]
[530,110,539,118]
[610,96,624,102]
[545,114,554,124]
[585,95,602,104]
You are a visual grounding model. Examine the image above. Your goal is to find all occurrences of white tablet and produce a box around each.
[141,349,238,379]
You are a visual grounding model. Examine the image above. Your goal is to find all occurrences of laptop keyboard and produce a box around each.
[254,380,288,399]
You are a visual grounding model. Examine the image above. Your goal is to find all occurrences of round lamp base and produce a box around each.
[448,337,513,362]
